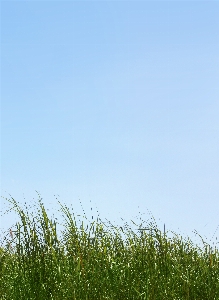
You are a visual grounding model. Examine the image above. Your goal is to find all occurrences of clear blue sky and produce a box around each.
[1,1,219,247]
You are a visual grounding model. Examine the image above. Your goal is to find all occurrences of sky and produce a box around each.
[1,1,219,248]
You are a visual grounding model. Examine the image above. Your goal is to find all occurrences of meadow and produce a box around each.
[0,195,219,300]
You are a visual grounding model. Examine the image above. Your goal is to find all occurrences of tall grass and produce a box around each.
[0,195,219,299]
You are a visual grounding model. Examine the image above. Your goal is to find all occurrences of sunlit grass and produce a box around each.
[0,195,219,299]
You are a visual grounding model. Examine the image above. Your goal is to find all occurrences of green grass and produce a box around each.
[0,195,219,300]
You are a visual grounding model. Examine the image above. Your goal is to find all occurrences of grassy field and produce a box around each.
[0,195,219,300]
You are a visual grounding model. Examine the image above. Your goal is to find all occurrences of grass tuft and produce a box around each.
[1,195,219,299]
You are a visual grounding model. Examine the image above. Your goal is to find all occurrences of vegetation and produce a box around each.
[0,195,219,299]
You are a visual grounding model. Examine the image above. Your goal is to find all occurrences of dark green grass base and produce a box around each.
[0,195,219,299]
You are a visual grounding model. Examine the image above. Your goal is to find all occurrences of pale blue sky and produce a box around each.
[1,1,219,247]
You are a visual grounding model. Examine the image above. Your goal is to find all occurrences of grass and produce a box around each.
[0,194,219,300]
